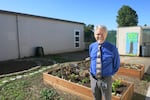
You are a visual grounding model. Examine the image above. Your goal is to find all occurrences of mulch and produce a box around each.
[0,50,89,75]
[0,60,37,75]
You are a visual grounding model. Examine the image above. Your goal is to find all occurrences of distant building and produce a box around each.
[0,10,85,61]
[117,26,150,56]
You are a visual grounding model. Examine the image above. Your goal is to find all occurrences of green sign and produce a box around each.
[127,32,138,42]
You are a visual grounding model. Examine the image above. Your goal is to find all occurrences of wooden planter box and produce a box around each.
[43,69,134,100]
[117,63,145,80]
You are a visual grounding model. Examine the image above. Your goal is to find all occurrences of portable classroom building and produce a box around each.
[0,10,85,61]
[117,26,150,56]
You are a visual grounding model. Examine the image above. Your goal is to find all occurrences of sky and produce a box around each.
[0,0,149,30]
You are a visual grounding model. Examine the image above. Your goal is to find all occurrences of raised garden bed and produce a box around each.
[117,63,145,80]
[43,61,134,100]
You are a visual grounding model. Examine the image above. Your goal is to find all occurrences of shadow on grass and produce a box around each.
[143,73,150,82]
[132,92,146,100]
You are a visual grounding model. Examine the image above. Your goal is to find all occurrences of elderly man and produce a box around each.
[89,25,120,100]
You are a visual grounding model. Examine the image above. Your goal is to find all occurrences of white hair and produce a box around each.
[94,25,108,34]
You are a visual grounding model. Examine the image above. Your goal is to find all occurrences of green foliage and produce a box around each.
[143,74,150,82]
[0,80,30,100]
[81,77,90,84]
[116,5,138,27]
[84,24,95,42]
[40,88,57,100]
[50,55,71,63]
[112,79,121,93]
[70,73,78,80]
[0,72,63,100]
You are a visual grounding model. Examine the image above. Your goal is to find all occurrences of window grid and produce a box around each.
[74,30,80,48]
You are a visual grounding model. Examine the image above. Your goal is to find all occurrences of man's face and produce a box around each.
[94,28,107,44]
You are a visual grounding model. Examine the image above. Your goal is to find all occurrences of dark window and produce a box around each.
[75,37,79,41]
[75,43,79,47]
[74,30,80,48]
[75,31,79,35]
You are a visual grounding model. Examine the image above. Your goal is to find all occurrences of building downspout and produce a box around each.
[16,15,21,58]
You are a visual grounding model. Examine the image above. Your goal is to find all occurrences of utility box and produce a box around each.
[142,45,150,57]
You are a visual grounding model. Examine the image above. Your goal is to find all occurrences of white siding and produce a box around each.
[0,13,19,60]
[0,11,85,60]
[18,15,84,58]
[117,26,141,56]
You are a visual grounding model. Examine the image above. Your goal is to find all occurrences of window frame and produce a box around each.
[74,30,80,48]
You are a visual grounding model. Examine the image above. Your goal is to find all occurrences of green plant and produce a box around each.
[81,77,90,84]
[40,88,57,100]
[143,74,150,82]
[0,80,30,100]
[112,79,121,94]
[121,63,142,70]
[50,55,70,63]
[69,73,79,81]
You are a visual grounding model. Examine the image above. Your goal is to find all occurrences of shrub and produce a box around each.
[40,88,57,100]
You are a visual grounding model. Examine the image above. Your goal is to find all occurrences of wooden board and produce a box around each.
[43,72,134,100]
[117,65,145,80]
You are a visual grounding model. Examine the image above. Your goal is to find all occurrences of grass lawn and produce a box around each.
[0,54,83,100]
[0,71,65,100]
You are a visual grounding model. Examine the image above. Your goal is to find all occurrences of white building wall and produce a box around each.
[18,15,84,58]
[0,10,85,61]
[0,13,19,61]
[117,26,141,56]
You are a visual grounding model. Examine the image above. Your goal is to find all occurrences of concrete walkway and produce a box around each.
[145,86,150,100]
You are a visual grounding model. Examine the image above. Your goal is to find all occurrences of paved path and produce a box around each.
[145,86,150,100]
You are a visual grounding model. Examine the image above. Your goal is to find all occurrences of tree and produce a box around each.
[116,5,138,27]
[84,24,95,42]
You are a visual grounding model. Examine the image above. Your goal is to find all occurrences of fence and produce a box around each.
[106,30,116,46]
